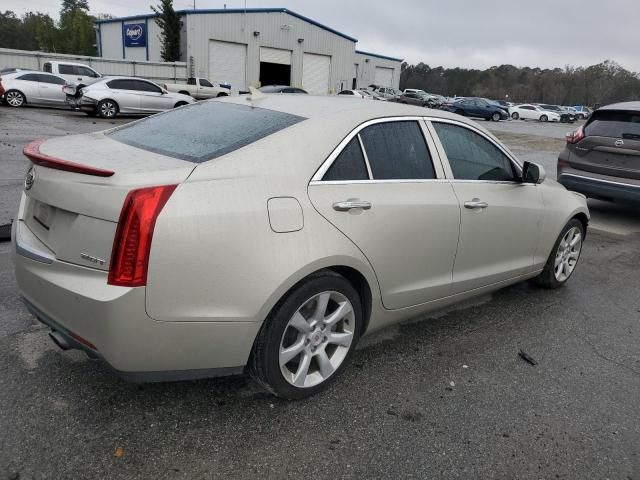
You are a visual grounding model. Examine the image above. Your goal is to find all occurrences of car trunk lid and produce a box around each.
[19,133,196,270]
[569,109,640,180]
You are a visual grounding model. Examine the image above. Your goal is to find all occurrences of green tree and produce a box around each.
[0,11,23,49]
[22,12,58,51]
[151,0,182,62]
[57,0,96,55]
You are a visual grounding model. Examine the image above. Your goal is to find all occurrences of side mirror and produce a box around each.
[161,89,168,95]
[522,161,546,184]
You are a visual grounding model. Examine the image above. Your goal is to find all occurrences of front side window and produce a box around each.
[199,79,213,87]
[107,79,134,90]
[433,122,517,181]
[131,80,162,93]
[359,121,436,180]
[322,137,369,181]
[76,66,97,77]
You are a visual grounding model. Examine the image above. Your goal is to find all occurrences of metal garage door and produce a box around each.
[209,40,247,94]
[302,53,331,95]
[260,47,291,65]
[374,66,394,87]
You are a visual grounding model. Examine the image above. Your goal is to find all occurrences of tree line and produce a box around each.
[400,60,640,106]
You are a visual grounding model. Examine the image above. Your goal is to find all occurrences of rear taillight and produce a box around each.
[108,185,177,287]
[566,125,585,144]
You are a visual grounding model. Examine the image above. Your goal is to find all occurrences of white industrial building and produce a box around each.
[96,8,403,94]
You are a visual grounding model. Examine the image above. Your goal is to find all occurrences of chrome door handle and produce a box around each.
[464,199,488,209]
[332,199,372,211]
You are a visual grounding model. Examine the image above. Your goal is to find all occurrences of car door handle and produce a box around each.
[332,200,372,211]
[464,199,489,209]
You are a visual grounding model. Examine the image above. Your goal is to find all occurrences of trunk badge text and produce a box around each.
[24,167,35,191]
[80,253,106,266]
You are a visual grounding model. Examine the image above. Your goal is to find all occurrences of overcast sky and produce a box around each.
[5,0,639,72]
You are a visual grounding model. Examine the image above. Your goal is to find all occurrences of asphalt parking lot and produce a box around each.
[1,106,640,479]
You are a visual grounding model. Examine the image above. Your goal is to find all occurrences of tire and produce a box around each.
[97,99,118,119]
[250,270,362,399]
[174,101,188,108]
[533,219,584,289]
[5,90,25,108]
[511,112,519,120]
[492,112,501,122]
[540,115,548,122]
[454,109,464,116]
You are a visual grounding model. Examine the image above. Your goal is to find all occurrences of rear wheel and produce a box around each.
[178,91,190,96]
[250,271,362,399]
[511,112,519,120]
[540,114,548,122]
[5,90,25,107]
[97,99,118,119]
[216,92,228,97]
[533,219,584,288]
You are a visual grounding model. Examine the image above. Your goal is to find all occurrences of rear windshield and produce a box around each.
[109,101,306,162]
[585,110,640,139]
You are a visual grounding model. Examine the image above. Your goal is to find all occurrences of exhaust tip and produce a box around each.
[49,330,71,351]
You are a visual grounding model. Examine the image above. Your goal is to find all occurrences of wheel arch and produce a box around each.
[178,90,190,96]
[570,211,589,239]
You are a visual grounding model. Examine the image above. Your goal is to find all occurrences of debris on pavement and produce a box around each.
[518,349,538,366]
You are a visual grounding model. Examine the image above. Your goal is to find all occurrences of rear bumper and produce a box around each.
[13,217,260,381]
[558,171,640,204]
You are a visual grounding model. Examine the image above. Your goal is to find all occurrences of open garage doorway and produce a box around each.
[259,47,292,87]
[259,62,291,87]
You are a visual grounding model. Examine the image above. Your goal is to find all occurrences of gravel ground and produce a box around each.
[1,106,639,479]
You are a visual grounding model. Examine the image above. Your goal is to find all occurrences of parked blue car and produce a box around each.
[445,97,509,121]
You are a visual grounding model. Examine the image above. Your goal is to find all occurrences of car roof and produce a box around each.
[45,61,91,66]
[223,94,488,129]
[598,101,640,112]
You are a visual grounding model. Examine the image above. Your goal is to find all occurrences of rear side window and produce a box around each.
[58,64,74,75]
[38,74,65,85]
[109,102,306,163]
[433,122,517,181]
[17,73,40,81]
[323,137,369,181]
[43,63,52,73]
[359,121,435,180]
[585,110,640,139]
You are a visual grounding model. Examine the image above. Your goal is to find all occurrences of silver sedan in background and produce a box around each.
[64,76,195,118]
[1,71,68,108]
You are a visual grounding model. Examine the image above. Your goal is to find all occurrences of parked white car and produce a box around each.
[163,77,230,99]
[64,76,195,118]
[1,70,67,108]
[337,89,374,99]
[14,97,589,399]
[509,104,561,122]
[43,61,101,84]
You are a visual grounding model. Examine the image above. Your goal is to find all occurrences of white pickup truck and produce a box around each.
[163,77,230,99]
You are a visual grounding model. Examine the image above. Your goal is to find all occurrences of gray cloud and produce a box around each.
[4,0,639,71]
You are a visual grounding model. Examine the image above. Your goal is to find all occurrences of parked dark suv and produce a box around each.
[558,102,640,204]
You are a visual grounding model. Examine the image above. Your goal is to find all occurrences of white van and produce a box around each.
[43,61,101,84]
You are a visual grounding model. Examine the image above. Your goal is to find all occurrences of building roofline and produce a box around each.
[355,50,403,63]
[95,8,358,42]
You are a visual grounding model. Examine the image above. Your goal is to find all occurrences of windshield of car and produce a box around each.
[584,110,640,139]
[109,102,306,163]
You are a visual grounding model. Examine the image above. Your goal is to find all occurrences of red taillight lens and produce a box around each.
[566,125,585,144]
[108,184,177,287]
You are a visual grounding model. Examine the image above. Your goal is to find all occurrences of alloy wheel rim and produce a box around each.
[7,92,23,106]
[554,227,582,282]
[101,102,115,117]
[279,291,355,388]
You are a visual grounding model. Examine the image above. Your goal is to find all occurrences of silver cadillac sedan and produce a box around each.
[13,96,589,399]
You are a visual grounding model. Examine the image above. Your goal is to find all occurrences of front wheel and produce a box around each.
[492,112,501,121]
[97,99,118,119]
[174,101,189,108]
[539,115,548,122]
[250,271,362,399]
[533,219,584,288]
[511,112,519,120]
[5,90,26,107]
